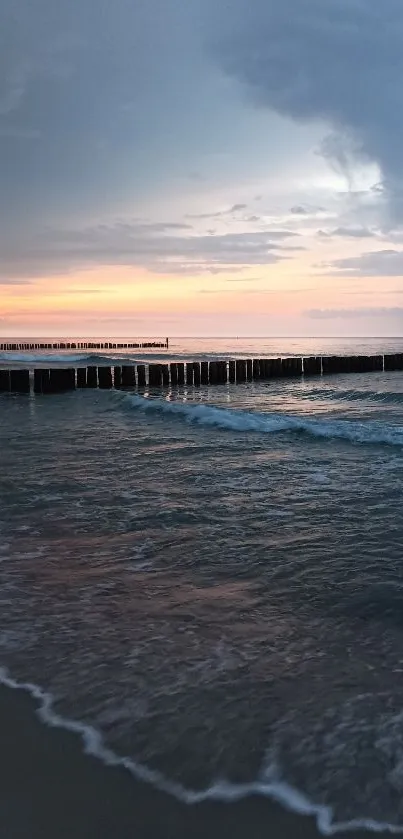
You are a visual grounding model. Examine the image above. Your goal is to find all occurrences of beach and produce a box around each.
[0,682,382,839]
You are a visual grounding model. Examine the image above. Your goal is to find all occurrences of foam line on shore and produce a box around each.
[0,666,402,836]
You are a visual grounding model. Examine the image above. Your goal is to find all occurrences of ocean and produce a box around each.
[1,336,403,836]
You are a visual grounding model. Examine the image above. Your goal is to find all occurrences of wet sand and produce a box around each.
[0,684,388,839]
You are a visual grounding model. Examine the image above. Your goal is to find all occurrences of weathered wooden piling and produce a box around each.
[282,357,303,377]
[228,360,236,383]
[48,368,76,393]
[200,361,209,385]
[113,367,122,388]
[236,359,246,382]
[77,368,87,388]
[161,364,170,387]
[137,364,146,387]
[322,356,341,375]
[98,367,113,389]
[86,366,98,388]
[170,363,178,386]
[246,359,253,380]
[121,366,136,387]
[209,361,218,385]
[177,363,185,385]
[303,356,322,376]
[384,353,403,371]
[193,362,201,386]
[258,359,270,379]
[149,364,161,388]
[252,359,260,379]
[10,369,30,393]
[186,363,194,386]
[34,369,50,394]
[0,370,10,392]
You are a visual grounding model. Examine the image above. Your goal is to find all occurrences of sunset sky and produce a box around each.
[2,0,403,337]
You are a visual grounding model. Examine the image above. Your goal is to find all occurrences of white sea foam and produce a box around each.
[124,393,403,448]
[0,665,402,835]
[0,352,88,364]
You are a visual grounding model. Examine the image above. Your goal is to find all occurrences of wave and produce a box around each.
[0,665,401,836]
[0,352,94,365]
[123,393,403,448]
[0,351,171,366]
[305,387,403,406]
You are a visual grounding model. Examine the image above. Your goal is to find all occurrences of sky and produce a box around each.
[1,0,403,337]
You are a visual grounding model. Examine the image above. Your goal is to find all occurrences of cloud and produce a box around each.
[185,203,247,220]
[289,204,325,216]
[209,0,403,219]
[306,306,403,319]
[0,221,301,279]
[322,249,403,277]
[318,226,378,240]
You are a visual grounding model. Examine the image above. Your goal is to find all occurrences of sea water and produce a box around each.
[1,338,403,833]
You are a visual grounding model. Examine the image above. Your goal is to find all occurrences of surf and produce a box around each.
[122,393,403,448]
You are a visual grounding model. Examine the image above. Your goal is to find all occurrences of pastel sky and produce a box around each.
[2,0,403,337]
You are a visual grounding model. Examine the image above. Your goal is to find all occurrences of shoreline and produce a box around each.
[0,681,395,839]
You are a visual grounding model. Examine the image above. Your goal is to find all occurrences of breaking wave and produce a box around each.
[123,393,403,448]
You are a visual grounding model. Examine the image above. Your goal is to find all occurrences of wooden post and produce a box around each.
[121,366,136,387]
[137,365,146,387]
[77,368,87,388]
[113,367,122,388]
[98,367,113,389]
[371,355,383,371]
[228,360,236,383]
[246,359,253,380]
[236,359,246,382]
[200,361,209,385]
[0,370,10,392]
[161,364,170,387]
[252,359,260,379]
[384,353,403,371]
[217,360,228,384]
[186,362,194,386]
[86,366,98,388]
[303,357,322,376]
[9,369,30,393]
[193,362,201,386]
[34,369,50,394]
[49,369,76,392]
[281,357,303,377]
[209,361,218,384]
[170,363,178,386]
[177,363,185,385]
[148,364,161,387]
[258,359,268,378]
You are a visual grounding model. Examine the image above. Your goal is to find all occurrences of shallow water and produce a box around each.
[2,369,403,832]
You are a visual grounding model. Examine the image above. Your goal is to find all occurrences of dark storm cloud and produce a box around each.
[209,0,403,218]
[0,223,301,279]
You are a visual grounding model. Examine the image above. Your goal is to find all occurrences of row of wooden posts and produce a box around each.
[0,340,169,351]
[1,354,403,394]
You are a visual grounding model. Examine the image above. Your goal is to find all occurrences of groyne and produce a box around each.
[1,354,402,393]
[0,339,168,351]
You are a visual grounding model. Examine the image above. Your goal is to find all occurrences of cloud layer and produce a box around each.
[210,0,403,218]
